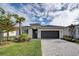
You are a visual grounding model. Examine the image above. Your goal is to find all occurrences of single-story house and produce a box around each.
[4,23,79,39]
[16,23,64,39]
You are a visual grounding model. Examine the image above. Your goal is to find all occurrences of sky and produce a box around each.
[0,3,79,26]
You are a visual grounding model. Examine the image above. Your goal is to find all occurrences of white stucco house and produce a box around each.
[4,23,79,39]
[16,23,64,39]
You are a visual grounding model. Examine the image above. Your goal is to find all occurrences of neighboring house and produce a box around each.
[4,31,16,37]
[4,23,79,39]
[63,24,79,39]
[72,24,79,39]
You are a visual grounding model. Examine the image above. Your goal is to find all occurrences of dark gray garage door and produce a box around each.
[41,31,59,39]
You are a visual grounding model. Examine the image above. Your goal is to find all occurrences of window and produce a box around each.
[23,30,28,34]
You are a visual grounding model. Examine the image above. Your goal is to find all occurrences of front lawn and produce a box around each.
[0,40,42,56]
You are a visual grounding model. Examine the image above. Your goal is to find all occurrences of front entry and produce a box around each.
[32,29,37,39]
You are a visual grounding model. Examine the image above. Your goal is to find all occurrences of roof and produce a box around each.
[15,23,65,29]
[41,25,65,27]
[65,24,79,28]
[40,25,65,29]
[30,23,65,29]
[30,23,40,26]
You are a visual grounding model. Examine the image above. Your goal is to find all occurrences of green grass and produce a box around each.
[0,40,42,56]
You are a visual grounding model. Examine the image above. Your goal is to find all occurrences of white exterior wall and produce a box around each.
[37,29,41,39]
[63,28,70,36]
[28,29,32,38]
[60,29,63,38]
[15,25,79,39]
[37,29,63,38]
[75,26,79,38]
[16,28,64,39]
[4,31,16,36]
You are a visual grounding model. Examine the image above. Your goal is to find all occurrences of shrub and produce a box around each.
[26,35,31,41]
[15,33,31,42]
[20,33,28,41]
[63,35,72,41]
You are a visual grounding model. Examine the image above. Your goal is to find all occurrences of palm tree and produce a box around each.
[13,14,25,36]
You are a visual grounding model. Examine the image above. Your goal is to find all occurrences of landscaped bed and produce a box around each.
[63,35,79,44]
[72,40,79,44]
[0,40,42,56]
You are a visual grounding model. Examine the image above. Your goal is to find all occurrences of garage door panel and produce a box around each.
[41,31,59,39]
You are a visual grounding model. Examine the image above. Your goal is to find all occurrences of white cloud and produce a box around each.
[1,3,79,26]
[0,4,30,20]
[49,9,79,26]
[0,3,31,26]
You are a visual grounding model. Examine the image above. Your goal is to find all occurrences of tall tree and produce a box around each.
[0,14,15,40]
[2,13,16,40]
[13,14,25,36]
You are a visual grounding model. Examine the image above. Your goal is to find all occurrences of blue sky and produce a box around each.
[0,3,79,26]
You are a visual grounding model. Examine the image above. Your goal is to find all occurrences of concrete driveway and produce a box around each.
[41,39,79,56]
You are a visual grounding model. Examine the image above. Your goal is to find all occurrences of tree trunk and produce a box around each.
[18,22,22,41]
[0,30,3,44]
[7,31,9,41]
[19,22,22,36]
